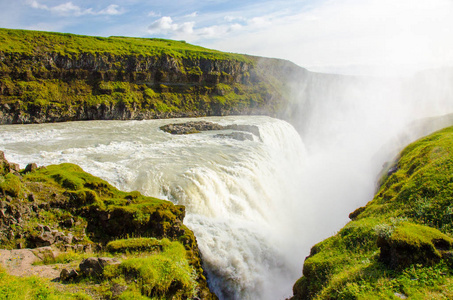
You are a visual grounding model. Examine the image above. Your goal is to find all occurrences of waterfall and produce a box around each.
[0,116,307,299]
[1,68,453,300]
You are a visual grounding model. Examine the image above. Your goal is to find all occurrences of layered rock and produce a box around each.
[0,28,308,125]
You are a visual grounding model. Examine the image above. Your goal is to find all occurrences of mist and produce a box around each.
[278,66,453,281]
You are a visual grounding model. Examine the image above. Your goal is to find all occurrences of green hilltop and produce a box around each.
[0,28,303,124]
[0,28,250,62]
[292,126,453,299]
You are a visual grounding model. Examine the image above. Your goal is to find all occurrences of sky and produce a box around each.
[1,0,453,75]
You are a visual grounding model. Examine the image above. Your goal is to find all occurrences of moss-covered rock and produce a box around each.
[0,151,217,299]
[292,126,453,300]
[0,28,308,124]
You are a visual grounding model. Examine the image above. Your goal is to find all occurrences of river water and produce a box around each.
[0,116,309,299]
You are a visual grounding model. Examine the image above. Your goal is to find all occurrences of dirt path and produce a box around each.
[0,247,68,279]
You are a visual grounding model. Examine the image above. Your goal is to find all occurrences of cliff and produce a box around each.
[0,151,217,299]
[0,28,306,124]
[291,126,453,299]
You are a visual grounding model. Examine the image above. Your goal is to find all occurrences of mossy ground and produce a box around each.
[293,126,453,300]
[0,154,215,299]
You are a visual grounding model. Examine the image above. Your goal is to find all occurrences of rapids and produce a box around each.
[0,116,307,299]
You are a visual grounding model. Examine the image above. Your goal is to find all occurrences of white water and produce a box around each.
[0,116,307,299]
[1,69,453,300]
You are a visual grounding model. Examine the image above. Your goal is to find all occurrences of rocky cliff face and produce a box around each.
[0,28,307,124]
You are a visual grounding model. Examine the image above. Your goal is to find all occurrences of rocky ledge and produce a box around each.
[160,120,261,141]
[0,151,217,299]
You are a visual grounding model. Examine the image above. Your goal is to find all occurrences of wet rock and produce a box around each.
[160,121,224,134]
[214,131,254,141]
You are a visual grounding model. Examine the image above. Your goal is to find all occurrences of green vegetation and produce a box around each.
[0,152,215,299]
[103,239,198,299]
[0,265,89,300]
[0,28,249,62]
[293,126,453,299]
[0,28,293,124]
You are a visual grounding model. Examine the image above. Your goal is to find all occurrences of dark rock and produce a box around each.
[28,193,36,202]
[34,232,55,247]
[59,233,73,244]
[349,206,366,220]
[79,257,120,277]
[214,131,254,141]
[62,218,74,228]
[24,163,38,174]
[60,268,78,281]
[160,121,224,134]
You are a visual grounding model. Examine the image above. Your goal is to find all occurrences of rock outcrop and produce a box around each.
[0,151,217,299]
[0,28,308,125]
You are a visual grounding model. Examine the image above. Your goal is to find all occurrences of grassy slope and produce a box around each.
[0,155,214,299]
[0,28,285,121]
[293,126,453,300]
[0,28,249,61]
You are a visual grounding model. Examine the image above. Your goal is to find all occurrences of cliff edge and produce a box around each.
[292,126,453,299]
[0,151,217,299]
[0,28,306,124]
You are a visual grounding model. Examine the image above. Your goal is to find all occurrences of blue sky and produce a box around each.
[1,0,453,75]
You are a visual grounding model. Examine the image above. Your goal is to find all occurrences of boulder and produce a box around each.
[79,257,120,277]
[60,268,78,281]
[377,222,453,269]
[24,163,38,174]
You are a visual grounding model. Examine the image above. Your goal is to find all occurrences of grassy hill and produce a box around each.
[292,126,453,299]
[0,28,250,62]
[0,28,303,124]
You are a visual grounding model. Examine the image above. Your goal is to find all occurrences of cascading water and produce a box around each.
[1,68,453,300]
[0,116,307,299]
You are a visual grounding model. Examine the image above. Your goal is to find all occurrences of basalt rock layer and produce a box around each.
[0,28,307,124]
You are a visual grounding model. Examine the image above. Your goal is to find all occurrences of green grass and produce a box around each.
[103,239,197,299]
[0,28,250,62]
[293,126,453,299]
[0,266,91,299]
[106,237,162,253]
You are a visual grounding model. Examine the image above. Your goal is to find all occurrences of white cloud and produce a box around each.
[204,0,453,75]
[98,4,123,16]
[148,11,161,17]
[148,16,194,35]
[185,12,198,18]
[28,1,124,17]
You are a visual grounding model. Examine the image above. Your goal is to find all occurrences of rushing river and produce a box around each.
[0,116,310,299]
[1,70,453,300]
